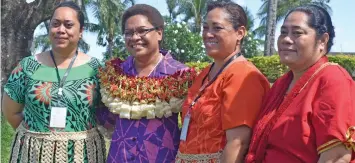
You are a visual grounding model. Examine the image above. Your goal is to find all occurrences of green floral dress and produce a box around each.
[4,55,105,163]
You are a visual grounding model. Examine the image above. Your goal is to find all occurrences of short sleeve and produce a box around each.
[312,67,355,154]
[221,66,270,130]
[4,60,27,104]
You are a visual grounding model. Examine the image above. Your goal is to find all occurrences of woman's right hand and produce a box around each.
[2,93,24,129]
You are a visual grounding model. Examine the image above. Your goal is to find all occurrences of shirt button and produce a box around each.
[132,137,137,141]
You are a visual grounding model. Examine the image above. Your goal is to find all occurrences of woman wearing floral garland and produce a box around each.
[176,1,270,162]
[97,4,195,163]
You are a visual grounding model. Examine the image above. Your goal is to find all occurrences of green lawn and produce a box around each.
[1,116,14,163]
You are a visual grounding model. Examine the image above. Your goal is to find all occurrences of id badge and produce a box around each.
[49,106,67,128]
[180,114,191,141]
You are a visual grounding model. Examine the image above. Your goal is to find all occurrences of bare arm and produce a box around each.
[221,125,251,163]
[318,144,351,163]
[2,93,24,128]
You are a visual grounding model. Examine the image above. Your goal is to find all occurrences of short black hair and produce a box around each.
[51,1,85,29]
[286,4,335,53]
[121,4,164,33]
[206,1,247,43]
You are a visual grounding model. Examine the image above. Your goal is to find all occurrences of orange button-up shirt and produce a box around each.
[179,57,270,154]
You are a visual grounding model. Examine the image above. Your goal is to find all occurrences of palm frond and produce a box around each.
[243,6,255,30]
[79,39,90,53]
[254,25,267,39]
[32,34,51,53]
[257,0,332,37]
[122,0,135,6]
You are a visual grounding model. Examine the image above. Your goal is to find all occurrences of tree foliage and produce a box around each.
[86,0,127,57]
[2,0,64,86]
[242,7,264,57]
[161,22,209,62]
[256,0,332,38]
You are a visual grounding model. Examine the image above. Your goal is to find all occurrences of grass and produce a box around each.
[1,116,15,163]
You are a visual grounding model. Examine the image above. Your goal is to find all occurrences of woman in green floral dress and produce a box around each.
[2,1,105,163]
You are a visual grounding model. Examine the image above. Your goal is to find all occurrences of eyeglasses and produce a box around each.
[123,27,159,38]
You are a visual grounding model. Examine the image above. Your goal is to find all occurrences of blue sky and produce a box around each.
[35,0,355,59]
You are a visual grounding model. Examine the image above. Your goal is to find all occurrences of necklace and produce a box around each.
[134,53,163,77]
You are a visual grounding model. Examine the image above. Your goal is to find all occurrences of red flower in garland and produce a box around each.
[99,58,198,103]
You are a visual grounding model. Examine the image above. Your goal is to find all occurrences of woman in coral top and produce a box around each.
[246,4,355,163]
[176,1,270,162]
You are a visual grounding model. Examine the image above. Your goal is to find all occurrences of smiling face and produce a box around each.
[124,15,162,58]
[202,8,244,60]
[49,7,83,50]
[277,11,328,70]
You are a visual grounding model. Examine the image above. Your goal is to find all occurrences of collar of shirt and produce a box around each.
[121,50,184,77]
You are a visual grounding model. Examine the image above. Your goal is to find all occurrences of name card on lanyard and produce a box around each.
[49,50,78,128]
[180,53,240,141]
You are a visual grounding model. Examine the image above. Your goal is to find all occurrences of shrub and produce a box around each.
[328,55,355,78]
[241,31,264,58]
[185,55,355,82]
[161,22,210,62]
[185,61,210,72]
[248,55,288,82]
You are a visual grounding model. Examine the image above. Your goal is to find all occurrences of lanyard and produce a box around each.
[50,50,78,96]
[186,52,241,116]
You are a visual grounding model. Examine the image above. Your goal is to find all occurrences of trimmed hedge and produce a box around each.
[185,62,210,72]
[328,55,355,77]
[186,55,355,82]
[248,55,288,82]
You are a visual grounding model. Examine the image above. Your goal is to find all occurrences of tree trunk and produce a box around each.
[107,42,113,59]
[264,0,278,56]
[76,0,83,8]
[194,16,201,34]
[106,34,114,58]
[1,0,63,89]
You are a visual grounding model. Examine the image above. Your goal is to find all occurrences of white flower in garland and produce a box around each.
[101,88,186,120]
[98,59,197,120]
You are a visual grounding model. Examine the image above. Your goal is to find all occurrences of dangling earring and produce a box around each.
[234,40,240,52]
[237,39,241,45]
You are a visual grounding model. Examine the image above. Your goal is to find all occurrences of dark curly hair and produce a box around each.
[285,4,335,53]
[121,4,164,33]
[51,1,85,29]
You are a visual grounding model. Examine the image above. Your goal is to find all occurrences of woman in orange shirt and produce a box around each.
[176,1,270,162]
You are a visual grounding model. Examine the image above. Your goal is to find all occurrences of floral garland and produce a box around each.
[99,58,197,119]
